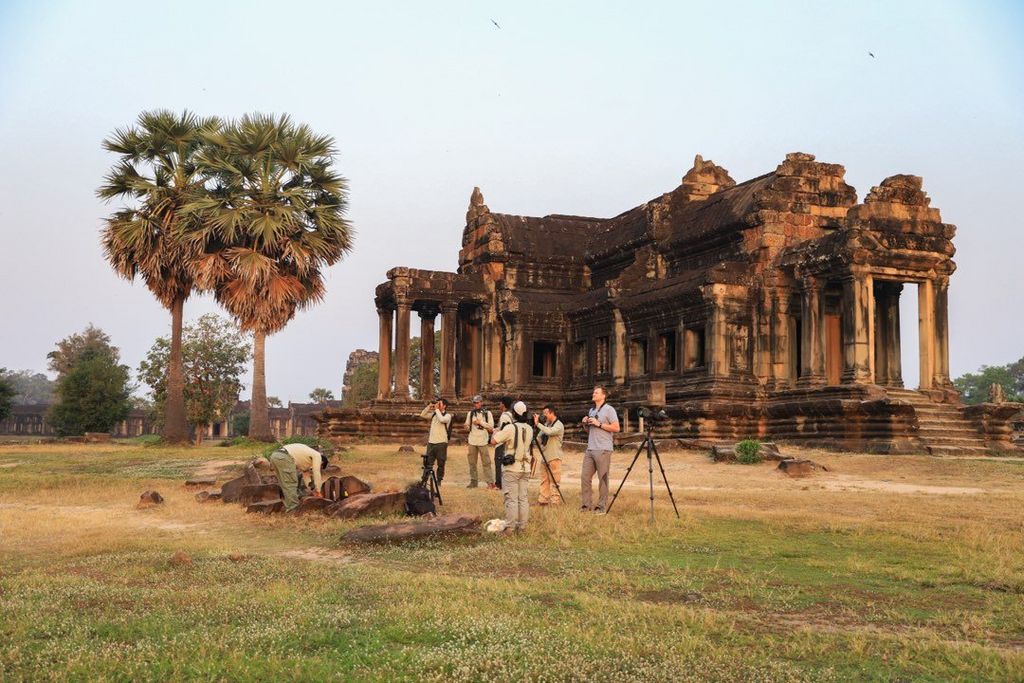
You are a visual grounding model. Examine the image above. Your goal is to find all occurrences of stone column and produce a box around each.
[376,306,393,399]
[889,285,903,387]
[934,279,950,387]
[798,278,825,386]
[612,308,627,386]
[841,274,874,384]
[918,280,935,390]
[393,301,412,399]
[873,283,904,387]
[705,287,729,378]
[770,289,792,388]
[440,303,458,397]
[418,306,437,399]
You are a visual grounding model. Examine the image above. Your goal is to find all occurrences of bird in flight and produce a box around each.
[491,19,501,29]
[868,52,875,58]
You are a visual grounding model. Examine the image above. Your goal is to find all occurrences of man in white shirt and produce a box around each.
[464,394,494,488]
[253,442,328,512]
[420,398,453,485]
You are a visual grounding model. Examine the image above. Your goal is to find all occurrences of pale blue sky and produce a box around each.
[0,0,1021,400]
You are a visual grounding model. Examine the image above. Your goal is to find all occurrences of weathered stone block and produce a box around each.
[777,458,828,476]
[246,500,284,514]
[239,484,284,506]
[342,514,481,543]
[137,490,164,508]
[327,491,406,519]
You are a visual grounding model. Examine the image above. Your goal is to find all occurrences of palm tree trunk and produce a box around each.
[162,297,189,443]
[248,330,273,441]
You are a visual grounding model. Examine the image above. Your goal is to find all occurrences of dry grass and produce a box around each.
[1,440,1023,681]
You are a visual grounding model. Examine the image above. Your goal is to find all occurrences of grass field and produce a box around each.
[1,440,1023,682]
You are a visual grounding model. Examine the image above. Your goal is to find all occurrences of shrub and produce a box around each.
[735,439,762,464]
[133,434,164,446]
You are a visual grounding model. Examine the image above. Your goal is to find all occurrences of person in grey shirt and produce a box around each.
[580,385,619,512]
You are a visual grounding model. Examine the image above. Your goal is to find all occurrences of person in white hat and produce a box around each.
[490,400,534,532]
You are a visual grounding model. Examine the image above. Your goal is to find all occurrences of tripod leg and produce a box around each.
[650,440,680,519]
[432,470,443,506]
[647,436,656,525]
[606,440,646,514]
[533,436,565,504]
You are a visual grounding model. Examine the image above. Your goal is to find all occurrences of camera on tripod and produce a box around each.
[636,406,669,423]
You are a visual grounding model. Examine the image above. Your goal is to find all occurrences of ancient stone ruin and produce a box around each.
[341,349,379,402]
[319,153,1022,454]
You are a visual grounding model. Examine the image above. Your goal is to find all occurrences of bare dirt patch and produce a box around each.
[278,547,352,565]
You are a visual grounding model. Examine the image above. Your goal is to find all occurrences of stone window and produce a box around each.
[684,327,705,369]
[532,341,558,378]
[595,336,611,375]
[656,331,677,372]
[629,337,649,376]
[572,340,588,376]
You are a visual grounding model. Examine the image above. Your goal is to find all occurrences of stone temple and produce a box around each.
[318,153,1021,453]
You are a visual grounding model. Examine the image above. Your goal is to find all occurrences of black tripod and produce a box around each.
[530,431,565,504]
[607,423,680,522]
[420,454,444,506]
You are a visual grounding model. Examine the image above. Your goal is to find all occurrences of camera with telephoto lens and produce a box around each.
[636,406,669,422]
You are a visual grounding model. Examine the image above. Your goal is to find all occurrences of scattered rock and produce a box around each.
[184,478,216,488]
[246,500,284,514]
[169,550,192,567]
[397,445,416,454]
[220,476,249,503]
[342,514,482,543]
[84,432,112,443]
[777,458,829,476]
[710,445,736,463]
[760,442,785,461]
[239,484,284,506]
[137,490,164,508]
[295,496,333,515]
[322,475,371,501]
[194,490,222,503]
[326,491,407,519]
[227,552,247,563]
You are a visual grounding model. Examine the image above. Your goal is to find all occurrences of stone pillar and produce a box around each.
[889,285,903,387]
[770,289,792,388]
[873,283,904,387]
[841,274,874,384]
[798,277,826,386]
[418,306,437,400]
[706,287,729,377]
[440,303,458,397]
[918,280,935,390]
[612,308,627,386]
[376,307,393,399]
[934,279,950,387]
[394,301,412,399]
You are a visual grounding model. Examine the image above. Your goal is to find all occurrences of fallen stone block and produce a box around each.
[778,458,829,476]
[760,442,785,461]
[322,475,371,501]
[184,478,217,488]
[137,490,164,508]
[194,490,222,503]
[246,499,284,514]
[327,491,406,519]
[295,496,333,515]
[342,514,482,544]
[710,445,736,462]
[397,445,416,454]
[239,484,284,506]
[220,476,248,503]
[84,432,112,443]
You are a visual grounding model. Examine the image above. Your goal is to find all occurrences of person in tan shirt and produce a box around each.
[464,394,494,488]
[250,442,328,512]
[420,398,452,485]
[491,401,534,532]
[533,404,564,505]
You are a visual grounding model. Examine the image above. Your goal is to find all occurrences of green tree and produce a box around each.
[267,396,283,408]
[409,331,442,400]
[0,369,15,422]
[48,355,132,436]
[139,314,251,444]
[0,370,55,405]
[309,387,335,404]
[186,113,352,441]
[953,359,1024,404]
[46,324,117,378]
[342,362,378,407]
[98,110,221,443]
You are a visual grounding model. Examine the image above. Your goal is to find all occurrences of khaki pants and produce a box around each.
[502,468,530,530]
[466,444,494,485]
[538,458,562,504]
[268,449,300,512]
[581,449,612,510]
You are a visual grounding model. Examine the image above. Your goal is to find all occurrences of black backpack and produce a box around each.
[405,484,436,516]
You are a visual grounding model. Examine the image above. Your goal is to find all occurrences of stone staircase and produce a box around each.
[886,389,989,455]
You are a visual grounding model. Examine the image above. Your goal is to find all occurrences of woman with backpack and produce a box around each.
[490,400,534,533]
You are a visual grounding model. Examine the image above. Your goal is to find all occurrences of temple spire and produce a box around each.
[680,154,735,201]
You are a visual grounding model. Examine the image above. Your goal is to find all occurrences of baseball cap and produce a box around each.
[513,401,527,416]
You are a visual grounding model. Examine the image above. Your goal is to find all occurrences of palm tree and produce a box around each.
[187,113,352,441]
[97,110,220,443]
[309,388,334,404]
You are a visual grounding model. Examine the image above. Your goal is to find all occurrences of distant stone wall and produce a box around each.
[341,349,378,404]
